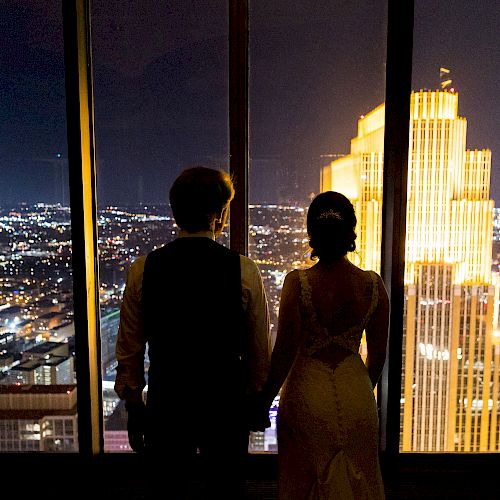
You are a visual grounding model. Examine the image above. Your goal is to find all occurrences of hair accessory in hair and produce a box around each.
[317,209,342,221]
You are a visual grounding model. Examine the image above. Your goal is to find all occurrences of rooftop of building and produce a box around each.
[38,311,65,319]
[24,341,67,354]
[10,360,42,371]
[43,355,71,366]
[0,332,16,341]
[0,408,77,419]
[0,305,24,315]
[0,384,76,394]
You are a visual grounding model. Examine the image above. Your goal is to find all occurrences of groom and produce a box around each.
[114,166,271,498]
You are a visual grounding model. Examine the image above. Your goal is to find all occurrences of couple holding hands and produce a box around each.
[115,166,388,499]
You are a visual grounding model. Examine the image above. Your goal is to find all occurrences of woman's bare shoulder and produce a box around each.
[286,268,301,278]
[283,268,301,289]
[365,269,388,294]
[363,270,389,310]
[350,265,384,287]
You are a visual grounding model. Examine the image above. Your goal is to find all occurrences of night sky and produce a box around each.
[1,0,498,206]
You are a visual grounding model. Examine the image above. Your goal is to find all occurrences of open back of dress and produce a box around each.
[277,269,385,500]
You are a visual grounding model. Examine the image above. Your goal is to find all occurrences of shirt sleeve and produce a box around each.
[114,256,147,401]
[240,255,272,393]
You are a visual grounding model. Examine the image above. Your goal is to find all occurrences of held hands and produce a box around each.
[125,400,147,453]
[246,392,272,432]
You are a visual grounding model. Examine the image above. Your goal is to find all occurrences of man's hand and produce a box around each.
[126,401,147,453]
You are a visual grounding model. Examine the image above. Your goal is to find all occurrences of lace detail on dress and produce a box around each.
[298,270,379,356]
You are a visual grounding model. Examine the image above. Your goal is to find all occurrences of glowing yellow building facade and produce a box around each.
[321,90,498,452]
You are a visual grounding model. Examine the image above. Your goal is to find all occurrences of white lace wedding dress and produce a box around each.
[277,270,385,499]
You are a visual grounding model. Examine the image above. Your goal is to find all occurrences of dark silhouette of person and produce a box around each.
[115,166,271,499]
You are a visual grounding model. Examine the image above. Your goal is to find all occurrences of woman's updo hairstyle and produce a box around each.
[307,191,357,262]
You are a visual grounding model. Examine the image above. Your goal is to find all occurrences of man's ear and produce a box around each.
[216,205,228,223]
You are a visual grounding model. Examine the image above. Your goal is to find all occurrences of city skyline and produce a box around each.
[1,1,499,205]
[1,199,498,452]
[0,201,311,452]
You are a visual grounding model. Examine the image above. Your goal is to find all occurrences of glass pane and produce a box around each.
[400,1,500,452]
[0,2,78,452]
[249,0,388,452]
[91,1,229,452]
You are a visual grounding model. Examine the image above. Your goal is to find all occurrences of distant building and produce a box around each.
[2,359,43,385]
[1,356,74,385]
[1,340,75,385]
[101,309,120,379]
[321,89,498,452]
[0,332,16,351]
[0,384,78,452]
[493,207,500,242]
[21,340,69,360]
[0,353,14,370]
[49,321,75,342]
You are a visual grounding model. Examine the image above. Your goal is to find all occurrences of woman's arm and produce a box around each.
[261,270,302,407]
[365,273,390,388]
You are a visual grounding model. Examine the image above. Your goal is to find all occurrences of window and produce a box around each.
[90,0,230,451]
[0,1,78,453]
[400,0,500,453]
[249,0,388,452]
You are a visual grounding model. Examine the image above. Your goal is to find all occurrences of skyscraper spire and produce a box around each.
[440,67,452,89]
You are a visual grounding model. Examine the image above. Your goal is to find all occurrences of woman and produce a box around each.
[253,191,389,499]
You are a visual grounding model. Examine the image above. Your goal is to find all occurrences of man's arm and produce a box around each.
[114,256,148,452]
[240,256,272,394]
[114,256,147,404]
[247,270,300,432]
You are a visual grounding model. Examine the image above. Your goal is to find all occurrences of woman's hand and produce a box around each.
[245,392,271,432]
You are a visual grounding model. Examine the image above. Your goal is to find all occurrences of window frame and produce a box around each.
[63,0,414,458]
[62,0,102,456]
[57,0,420,458]
[378,0,413,459]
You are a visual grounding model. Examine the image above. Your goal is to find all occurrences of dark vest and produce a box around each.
[142,237,247,413]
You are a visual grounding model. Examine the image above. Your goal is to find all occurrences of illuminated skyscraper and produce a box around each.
[321,89,499,452]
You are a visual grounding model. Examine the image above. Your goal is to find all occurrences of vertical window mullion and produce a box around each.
[62,0,103,456]
[229,0,249,255]
[379,0,414,458]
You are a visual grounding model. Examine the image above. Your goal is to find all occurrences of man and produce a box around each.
[114,166,271,498]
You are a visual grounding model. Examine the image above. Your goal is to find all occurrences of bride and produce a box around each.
[251,191,389,499]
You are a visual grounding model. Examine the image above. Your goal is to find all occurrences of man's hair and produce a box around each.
[169,166,235,232]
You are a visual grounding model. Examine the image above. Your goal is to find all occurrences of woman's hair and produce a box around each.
[169,166,235,232]
[307,191,357,262]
